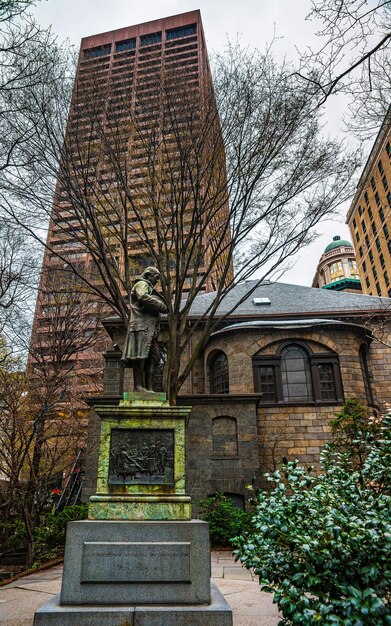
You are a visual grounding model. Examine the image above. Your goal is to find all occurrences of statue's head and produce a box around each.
[142,266,160,285]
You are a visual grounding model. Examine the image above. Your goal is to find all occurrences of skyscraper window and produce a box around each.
[115,38,136,52]
[166,24,197,40]
[140,32,162,46]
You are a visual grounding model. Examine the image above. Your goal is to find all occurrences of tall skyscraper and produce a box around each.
[29,11,228,396]
[346,107,391,297]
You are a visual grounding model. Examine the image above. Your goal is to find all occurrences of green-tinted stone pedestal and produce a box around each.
[34,394,232,625]
[90,393,192,521]
[89,494,191,520]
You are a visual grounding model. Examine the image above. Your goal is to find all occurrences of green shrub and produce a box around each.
[197,493,252,547]
[3,518,26,551]
[3,503,88,567]
[32,503,88,566]
[233,416,391,625]
[41,503,89,544]
[330,399,381,469]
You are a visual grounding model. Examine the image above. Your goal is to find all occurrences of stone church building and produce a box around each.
[84,280,391,508]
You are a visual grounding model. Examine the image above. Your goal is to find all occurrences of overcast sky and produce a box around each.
[30,0,356,287]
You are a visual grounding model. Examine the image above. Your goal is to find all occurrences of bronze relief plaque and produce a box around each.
[109,428,174,485]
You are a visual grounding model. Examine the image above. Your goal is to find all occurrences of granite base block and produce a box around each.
[34,583,232,626]
[60,519,211,605]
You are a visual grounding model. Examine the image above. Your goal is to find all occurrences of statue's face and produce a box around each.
[149,272,160,286]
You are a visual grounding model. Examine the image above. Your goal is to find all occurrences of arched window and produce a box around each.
[209,351,229,394]
[281,344,314,402]
[208,492,245,510]
[212,416,238,455]
[253,341,343,404]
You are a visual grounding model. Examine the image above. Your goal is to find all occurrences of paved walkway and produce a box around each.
[0,550,279,625]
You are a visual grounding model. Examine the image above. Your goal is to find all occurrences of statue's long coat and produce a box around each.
[122,277,167,361]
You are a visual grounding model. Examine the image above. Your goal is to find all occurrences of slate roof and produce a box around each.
[188,280,391,318]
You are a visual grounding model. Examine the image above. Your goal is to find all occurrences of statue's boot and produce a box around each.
[133,361,148,393]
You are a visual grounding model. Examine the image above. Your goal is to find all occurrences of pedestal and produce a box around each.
[34,583,231,625]
[34,394,232,625]
[89,393,192,521]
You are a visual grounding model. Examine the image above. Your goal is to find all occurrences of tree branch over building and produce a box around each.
[1,43,360,402]
[0,0,73,177]
[296,0,391,138]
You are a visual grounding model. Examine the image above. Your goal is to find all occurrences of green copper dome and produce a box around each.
[324,235,353,253]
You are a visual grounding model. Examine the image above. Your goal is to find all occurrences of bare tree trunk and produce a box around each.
[23,506,35,570]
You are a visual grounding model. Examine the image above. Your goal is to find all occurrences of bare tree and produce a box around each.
[296,0,391,138]
[360,303,391,348]
[0,0,73,180]
[0,220,38,348]
[0,357,85,568]
[0,278,101,567]
[1,44,360,402]
[0,1,37,20]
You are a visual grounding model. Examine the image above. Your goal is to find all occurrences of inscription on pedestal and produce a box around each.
[81,541,191,583]
[109,428,174,485]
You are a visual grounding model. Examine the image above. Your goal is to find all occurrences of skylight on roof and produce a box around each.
[253,297,271,305]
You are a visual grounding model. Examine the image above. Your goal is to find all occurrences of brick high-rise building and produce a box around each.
[29,11,229,396]
[346,107,391,297]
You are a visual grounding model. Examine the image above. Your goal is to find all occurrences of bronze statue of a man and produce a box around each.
[122,266,168,392]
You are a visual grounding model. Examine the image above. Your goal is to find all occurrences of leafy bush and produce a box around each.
[330,399,381,469]
[233,416,391,625]
[33,503,88,566]
[197,493,252,547]
[3,518,26,551]
[3,504,88,567]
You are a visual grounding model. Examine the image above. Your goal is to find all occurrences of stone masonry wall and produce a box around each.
[367,334,391,412]
[257,404,334,475]
[184,400,259,513]
[200,326,375,475]
[84,320,391,504]
[202,326,368,400]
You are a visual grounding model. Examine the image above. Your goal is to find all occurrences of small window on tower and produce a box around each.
[84,44,111,60]
[140,32,162,46]
[166,24,197,40]
[116,38,136,52]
